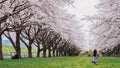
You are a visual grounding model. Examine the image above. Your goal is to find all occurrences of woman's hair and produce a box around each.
[94,49,97,51]
[93,49,97,56]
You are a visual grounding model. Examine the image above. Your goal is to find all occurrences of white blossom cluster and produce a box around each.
[0,0,85,50]
[91,0,120,50]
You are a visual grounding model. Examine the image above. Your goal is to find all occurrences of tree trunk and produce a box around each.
[28,46,32,58]
[48,50,51,57]
[48,47,51,57]
[119,49,120,56]
[59,48,63,56]
[56,50,59,56]
[37,45,40,57]
[64,52,67,56]
[59,50,62,56]
[37,50,40,57]
[16,31,21,58]
[53,50,55,57]
[43,49,46,57]
[0,34,3,60]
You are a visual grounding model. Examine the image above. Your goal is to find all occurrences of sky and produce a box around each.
[65,0,99,50]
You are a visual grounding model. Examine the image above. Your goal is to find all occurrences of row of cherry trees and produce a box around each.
[89,0,120,56]
[0,0,83,60]
[101,44,120,56]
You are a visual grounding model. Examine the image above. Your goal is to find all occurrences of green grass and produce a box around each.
[0,57,120,68]
[2,45,37,52]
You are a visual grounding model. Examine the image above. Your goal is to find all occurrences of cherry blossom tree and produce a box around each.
[0,0,31,59]
[90,0,120,56]
[0,0,85,59]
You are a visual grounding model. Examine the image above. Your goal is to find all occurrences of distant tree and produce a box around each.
[34,36,42,57]
[86,0,120,54]
[20,24,41,58]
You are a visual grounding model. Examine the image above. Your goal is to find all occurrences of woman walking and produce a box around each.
[92,49,98,64]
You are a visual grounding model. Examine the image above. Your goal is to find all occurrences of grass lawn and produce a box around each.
[0,57,120,68]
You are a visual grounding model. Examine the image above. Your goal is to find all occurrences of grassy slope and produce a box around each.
[2,45,37,52]
[0,57,120,68]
